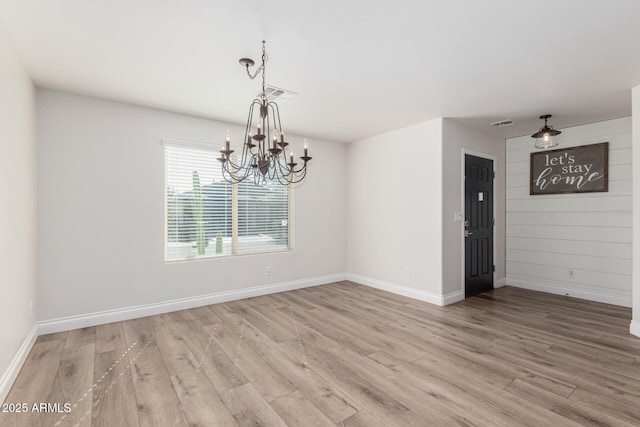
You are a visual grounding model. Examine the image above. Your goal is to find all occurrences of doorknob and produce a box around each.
[465,229,473,238]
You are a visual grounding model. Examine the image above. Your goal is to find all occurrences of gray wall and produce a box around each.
[0,25,37,402]
[37,89,347,321]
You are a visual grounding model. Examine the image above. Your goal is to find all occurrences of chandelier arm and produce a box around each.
[269,156,288,181]
[221,163,242,184]
[267,102,278,133]
[287,166,308,184]
[270,101,284,132]
[274,154,291,176]
[244,102,255,155]
[267,102,283,151]
[271,160,293,186]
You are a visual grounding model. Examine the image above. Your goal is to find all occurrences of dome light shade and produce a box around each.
[532,114,561,149]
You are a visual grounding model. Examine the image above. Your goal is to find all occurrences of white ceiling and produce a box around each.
[1,0,639,142]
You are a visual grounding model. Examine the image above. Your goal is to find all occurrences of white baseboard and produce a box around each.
[346,273,457,306]
[38,273,347,335]
[495,277,507,288]
[1,323,38,404]
[631,320,640,338]
[506,277,632,308]
[442,290,465,305]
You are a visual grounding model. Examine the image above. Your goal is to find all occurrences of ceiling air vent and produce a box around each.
[490,119,513,127]
[258,85,297,102]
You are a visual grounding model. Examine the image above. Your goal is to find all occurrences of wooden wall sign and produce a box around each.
[530,142,608,195]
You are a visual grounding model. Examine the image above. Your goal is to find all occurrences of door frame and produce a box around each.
[460,149,497,297]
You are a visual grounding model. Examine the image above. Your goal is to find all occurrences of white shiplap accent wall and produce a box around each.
[505,117,632,307]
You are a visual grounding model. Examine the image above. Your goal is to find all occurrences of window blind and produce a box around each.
[164,139,290,260]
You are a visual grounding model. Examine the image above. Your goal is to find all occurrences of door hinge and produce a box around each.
[492,265,496,272]
[492,171,496,179]
[492,217,495,226]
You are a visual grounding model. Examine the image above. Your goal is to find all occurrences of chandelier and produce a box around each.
[531,114,561,149]
[218,41,311,185]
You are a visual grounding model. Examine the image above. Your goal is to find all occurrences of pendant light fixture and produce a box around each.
[218,41,311,186]
[531,114,561,149]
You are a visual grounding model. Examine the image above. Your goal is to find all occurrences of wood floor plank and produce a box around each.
[269,390,335,427]
[412,353,583,426]
[123,317,188,427]
[339,410,389,427]
[598,333,640,353]
[186,305,222,323]
[546,341,636,368]
[220,383,287,427]
[489,330,640,406]
[306,305,427,362]
[292,307,380,356]
[505,378,636,427]
[95,322,125,354]
[253,339,360,423]
[323,346,486,426]
[35,331,68,344]
[146,315,201,376]
[209,321,297,402]
[287,341,442,426]
[42,343,95,427]
[172,318,249,393]
[226,299,297,343]
[64,327,96,349]
[170,370,238,426]
[1,340,65,427]
[367,350,525,427]
[129,355,188,427]
[252,301,342,351]
[91,349,140,427]
[569,387,640,425]
[5,283,640,426]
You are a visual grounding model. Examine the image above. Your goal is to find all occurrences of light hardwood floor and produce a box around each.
[2,282,640,426]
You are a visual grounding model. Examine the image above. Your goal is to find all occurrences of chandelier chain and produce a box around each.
[245,42,267,85]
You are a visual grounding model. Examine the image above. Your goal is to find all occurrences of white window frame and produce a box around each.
[163,137,293,261]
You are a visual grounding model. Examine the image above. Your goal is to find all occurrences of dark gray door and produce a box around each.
[465,154,494,297]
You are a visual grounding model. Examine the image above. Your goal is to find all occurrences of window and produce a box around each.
[164,139,290,260]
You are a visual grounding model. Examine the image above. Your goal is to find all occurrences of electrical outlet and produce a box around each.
[404,267,411,278]
[265,265,272,276]
[567,269,575,279]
